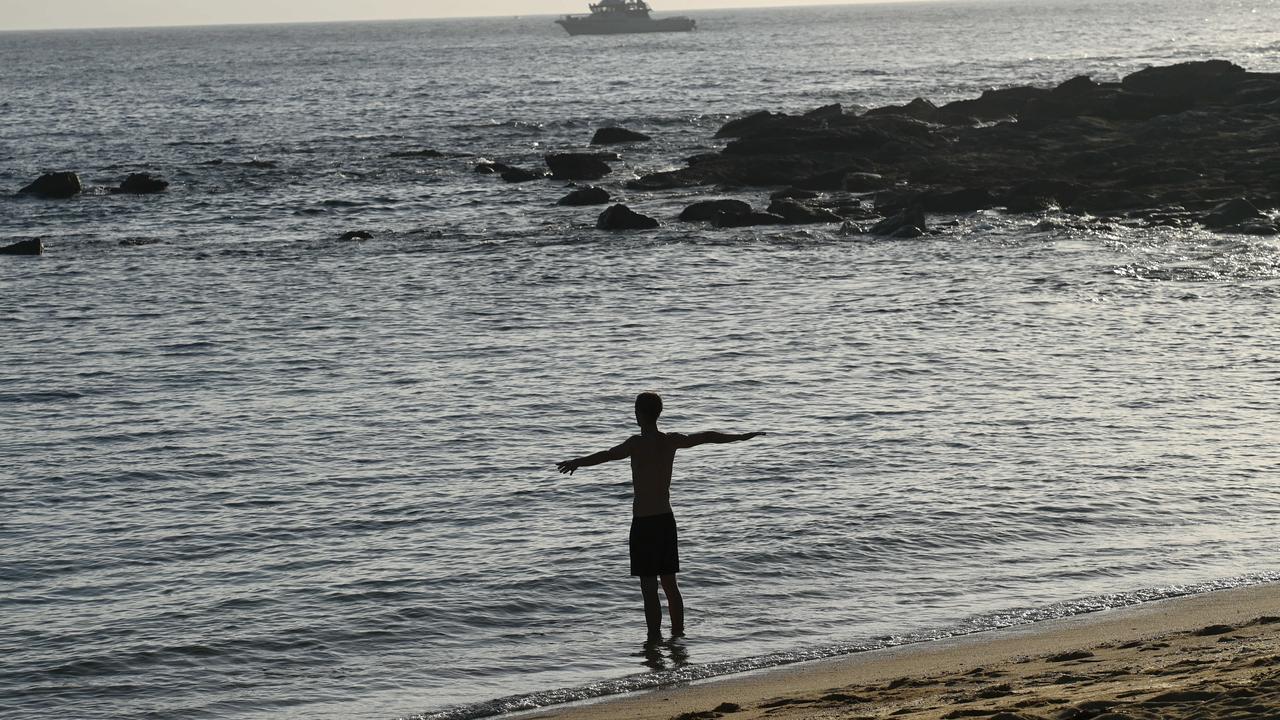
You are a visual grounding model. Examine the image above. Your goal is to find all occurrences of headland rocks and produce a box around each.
[621,60,1279,235]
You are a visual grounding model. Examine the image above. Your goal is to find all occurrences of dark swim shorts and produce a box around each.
[629,512,680,576]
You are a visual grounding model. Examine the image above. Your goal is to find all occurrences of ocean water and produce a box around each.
[3,1,1280,718]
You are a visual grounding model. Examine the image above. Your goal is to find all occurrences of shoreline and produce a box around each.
[523,582,1280,720]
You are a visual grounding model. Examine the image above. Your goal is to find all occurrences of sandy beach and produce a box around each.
[531,583,1280,720]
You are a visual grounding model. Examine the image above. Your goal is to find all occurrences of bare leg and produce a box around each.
[660,574,684,638]
[639,575,662,642]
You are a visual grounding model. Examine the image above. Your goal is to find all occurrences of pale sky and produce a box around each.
[1,0,922,32]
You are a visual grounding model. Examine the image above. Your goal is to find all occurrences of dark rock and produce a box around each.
[0,238,43,255]
[796,168,852,191]
[501,166,546,183]
[611,61,1280,231]
[1052,75,1101,97]
[1006,180,1085,208]
[716,110,788,138]
[803,103,843,121]
[873,188,924,215]
[19,172,82,199]
[922,187,997,213]
[1226,221,1280,235]
[1003,195,1058,213]
[114,172,169,194]
[869,207,927,236]
[846,172,890,192]
[1121,59,1245,99]
[546,152,613,180]
[714,211,786,228]
[474,160,512,175]
[766,198,844,224]
[685,152,722,166]
[1200,198,1264,227]
[770,187,819,200]
[557,186,611,206]
[1123,166,1203,186]
[340,230,373,240]
[119,237,163,246]
[864,97,964,125]
[888,225,925,238]
[597,204,659,230]
[679,199,752,222]
[591,127,651,144]
[1069,189,1158,214]
[940,85,1049,121]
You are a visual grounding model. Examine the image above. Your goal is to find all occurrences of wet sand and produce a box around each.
[531,582,1280,720]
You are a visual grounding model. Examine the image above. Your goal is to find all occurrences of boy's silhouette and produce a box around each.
[556,392,764,644]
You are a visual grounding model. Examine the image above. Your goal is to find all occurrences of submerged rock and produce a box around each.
[1200,198,1265,228]
[679,199,751,222]
[500,166,546,183]
[770,187,820,201]
[19,172,82,199]
[591,127,651,145]
[114,173,169,194]
[1068,189,1158,214]
[557,186,611,206]
[921,187,997,213]
[869,207,928,237]
[546,153,613,181]
[474,160,512,175]
[597,204,658,230]
[714,211,786,228]
[766,198,844,224]
[339,230,373,241]
[0,238,44,255]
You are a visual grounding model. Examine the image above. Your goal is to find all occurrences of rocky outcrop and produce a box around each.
[114,173,169,194]
[591,127,651,144]
[623,60,1280,233]
[679,199,751,222]
[558,186,611,206]
[0,239,44,255]
[546,153,612,181]
[597,204,659,230]
[19,172,82,199]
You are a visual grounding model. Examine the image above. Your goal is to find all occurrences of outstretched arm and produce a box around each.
[674,431,766,449]
[556,439,631,475]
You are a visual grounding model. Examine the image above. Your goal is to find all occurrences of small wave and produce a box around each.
[0,390,83,403]
[410,572,1280,720]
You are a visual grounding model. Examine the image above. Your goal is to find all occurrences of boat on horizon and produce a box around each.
[555,0,696,36]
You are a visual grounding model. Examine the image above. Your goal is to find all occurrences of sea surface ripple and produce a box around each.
[2,1,1280,719]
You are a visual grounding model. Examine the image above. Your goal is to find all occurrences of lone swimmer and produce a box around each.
[556,392,765,643]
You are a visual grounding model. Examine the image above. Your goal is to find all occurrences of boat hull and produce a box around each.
[556,16,695,35]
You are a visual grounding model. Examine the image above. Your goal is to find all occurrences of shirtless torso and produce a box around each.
[616,431,688,517]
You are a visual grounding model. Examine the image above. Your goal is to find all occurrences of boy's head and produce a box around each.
[635,392,663,425]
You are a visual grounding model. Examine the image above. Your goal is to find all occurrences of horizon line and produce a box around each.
[0,0,943,34]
